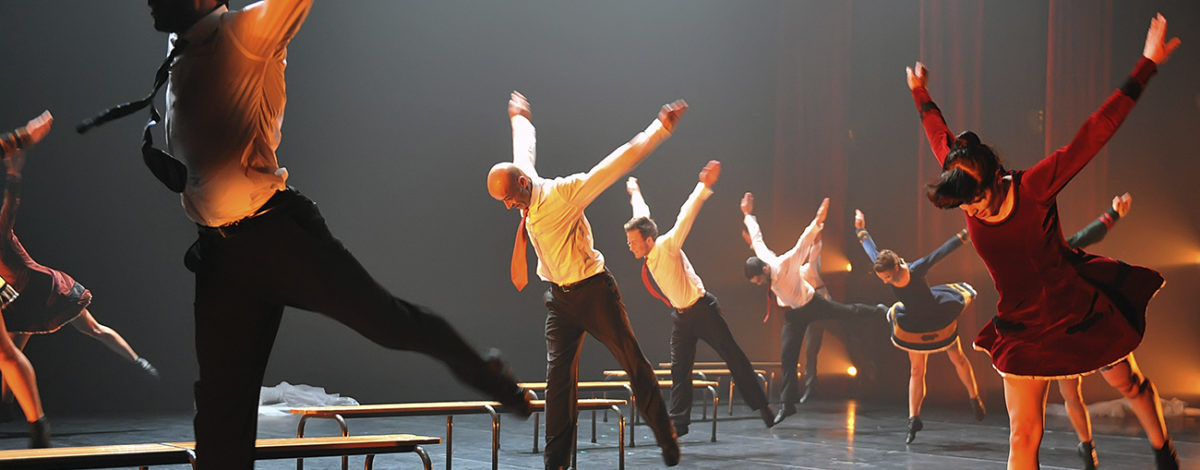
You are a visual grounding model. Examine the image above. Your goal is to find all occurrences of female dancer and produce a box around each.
[907,14,1179,469]
[853,210,983,444]
[0,111,53,447]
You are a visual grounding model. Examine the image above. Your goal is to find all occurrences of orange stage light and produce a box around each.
[846,366,858,377]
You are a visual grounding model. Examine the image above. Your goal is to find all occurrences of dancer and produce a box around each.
[488,91,686,468]
[907,14,1179,469]
[78,1,531,467]
[624,161,775,436]
[0,111,52,447]
[1057,192,1133,469]
[741,194,885,424]
[854,210,984,444]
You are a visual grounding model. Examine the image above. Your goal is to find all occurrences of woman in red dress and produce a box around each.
[907,14,1180,470]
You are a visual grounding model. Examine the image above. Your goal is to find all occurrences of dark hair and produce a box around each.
[744,257,768,280]
[926,131,1005,209]
[624,217,658,239]
[873,249,902,273]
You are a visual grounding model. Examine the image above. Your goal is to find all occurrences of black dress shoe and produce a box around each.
[905,415,922,444]
[760,405,777,428]
[798,378,816,404]
[1077,440,1098,470]
[661,437,681,466]
[773,405,796,426]
[483,350,533,418]
[1155,439,1179,470]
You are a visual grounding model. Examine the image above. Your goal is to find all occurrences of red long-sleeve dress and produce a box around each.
[0,175,92,334]
[912,57,1164,378]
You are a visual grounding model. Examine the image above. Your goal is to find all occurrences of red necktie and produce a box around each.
[763,289,777,323]
[511,217,529,291]
[640,262,673,308]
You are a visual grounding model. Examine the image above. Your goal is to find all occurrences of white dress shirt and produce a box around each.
[743,214,820,309]
[513,114,672,286]
[165,0,312,226]
[634,182,712,310]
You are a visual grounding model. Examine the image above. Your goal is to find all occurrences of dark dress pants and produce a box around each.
[668,292,767,426]
[543,271,673,470]
[779,295,880,406]
[187,189,516,469]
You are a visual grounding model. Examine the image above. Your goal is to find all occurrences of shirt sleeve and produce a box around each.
[1066,208,1120,249]
[911,86,954,167]
[910,228,968,276]
[743,214,779,264]
[856,228,880,264]
[628,186,650,220]
[1023,58,1157,202]
[0,175,21,236]
[228,0,313,59]
[657,182,711,251]
[575,118,672,208]
[512,115,538,178]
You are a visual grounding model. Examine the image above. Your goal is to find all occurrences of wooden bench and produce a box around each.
[519,379,719,448]
[292,398,627,470]
[659,361,787,408]
[0,434,439,470]
[604,368,768,416]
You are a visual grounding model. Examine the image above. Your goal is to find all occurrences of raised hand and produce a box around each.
[814,197,830,225]
[906,61,929,91]
[699,160,721,187]
[1112,192,1132,218]
[508,91,531,120]
[1143,13,1181,66]
[658,100,689,133]
[23,111,53,146]
[740,192,755,216]
[854,209,865,230]
[626,176,640,195]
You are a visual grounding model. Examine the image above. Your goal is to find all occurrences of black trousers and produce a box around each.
[186,189,516,469]
[543,271,672,470]
[668,292,767,426]
[779,295,880,406]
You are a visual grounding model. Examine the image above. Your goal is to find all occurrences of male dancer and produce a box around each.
[80,1,530,467]
[0,111,52,447]
[740,194,885,424]
[623,161,774,436]
[487,91,686,468]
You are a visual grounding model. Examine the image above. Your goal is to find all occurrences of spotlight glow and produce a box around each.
[845,262,853,272]
[846,366,858,377]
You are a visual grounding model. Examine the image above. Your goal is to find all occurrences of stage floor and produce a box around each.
[1,398,1196,469]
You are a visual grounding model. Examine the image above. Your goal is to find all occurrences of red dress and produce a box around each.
[912,58,1164,378]
[0,176,92,334]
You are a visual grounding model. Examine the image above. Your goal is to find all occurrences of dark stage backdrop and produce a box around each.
[0,1,1196,414]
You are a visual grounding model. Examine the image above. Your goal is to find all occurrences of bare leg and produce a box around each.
[1056,378,1092,443]
[68,309,139,362]
[0,313,43,422]
[907,351,927,418]
[945,340,980,399]
[0,333,29,402]
[1098,355,1168,448]
[1003,376,1049,470]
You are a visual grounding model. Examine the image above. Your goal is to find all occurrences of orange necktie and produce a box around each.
[764,289,777,323]
[511,216,529,291]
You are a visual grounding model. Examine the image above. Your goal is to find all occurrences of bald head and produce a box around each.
[487,163,532,211]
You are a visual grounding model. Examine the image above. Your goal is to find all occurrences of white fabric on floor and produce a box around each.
[258,381,359,417]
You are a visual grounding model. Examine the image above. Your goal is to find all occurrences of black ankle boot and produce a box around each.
[28,416,50,448]
[1077,440,1098,470]
[1154,439,1179,470]
[905,415,923,444]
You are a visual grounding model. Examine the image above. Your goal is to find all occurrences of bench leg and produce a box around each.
[296,415,310,470]
[333,414,350,470]
[622,385,636,448]
[708,385,718,443]
[591,409,597,444]
[531,412,540,453]
[728,380,735,416]
[445,415,453,470]
[571,413,578,470]
[414,446,434,470]
[484,404,500,470]
[611,405,625,470]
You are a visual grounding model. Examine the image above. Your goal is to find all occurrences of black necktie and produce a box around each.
[76,38,189,193]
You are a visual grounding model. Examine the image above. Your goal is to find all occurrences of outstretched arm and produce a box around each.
[0,112,50,235]
[741,192,778,263]
[1025,15,1176,200]
[911,228,969,275]
[509,91,538,178]
[232,0,314,57]
[854,209,881,263]
[0,112,52,159]
[1067,192,1130,249]
[575,100,688,206]
[658,160,719,249]
[627,177,650,219]
[781,198,829,261]
[907,62,954,166]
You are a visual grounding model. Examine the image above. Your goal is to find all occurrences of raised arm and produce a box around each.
[1025,15,1177,200]
[0,111,52,159]
[1067,192,1130,249]
[627,177,650,219]
[854,209,881,263]
[509,91,538,177]
[231,0,314,58]
[658,160,719,249]
[574,100,688,206]
[0,112,50,235]
[910,228,969,275]
[908,62,954,166]
[741,192,779,263]
[781,198,829,262]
